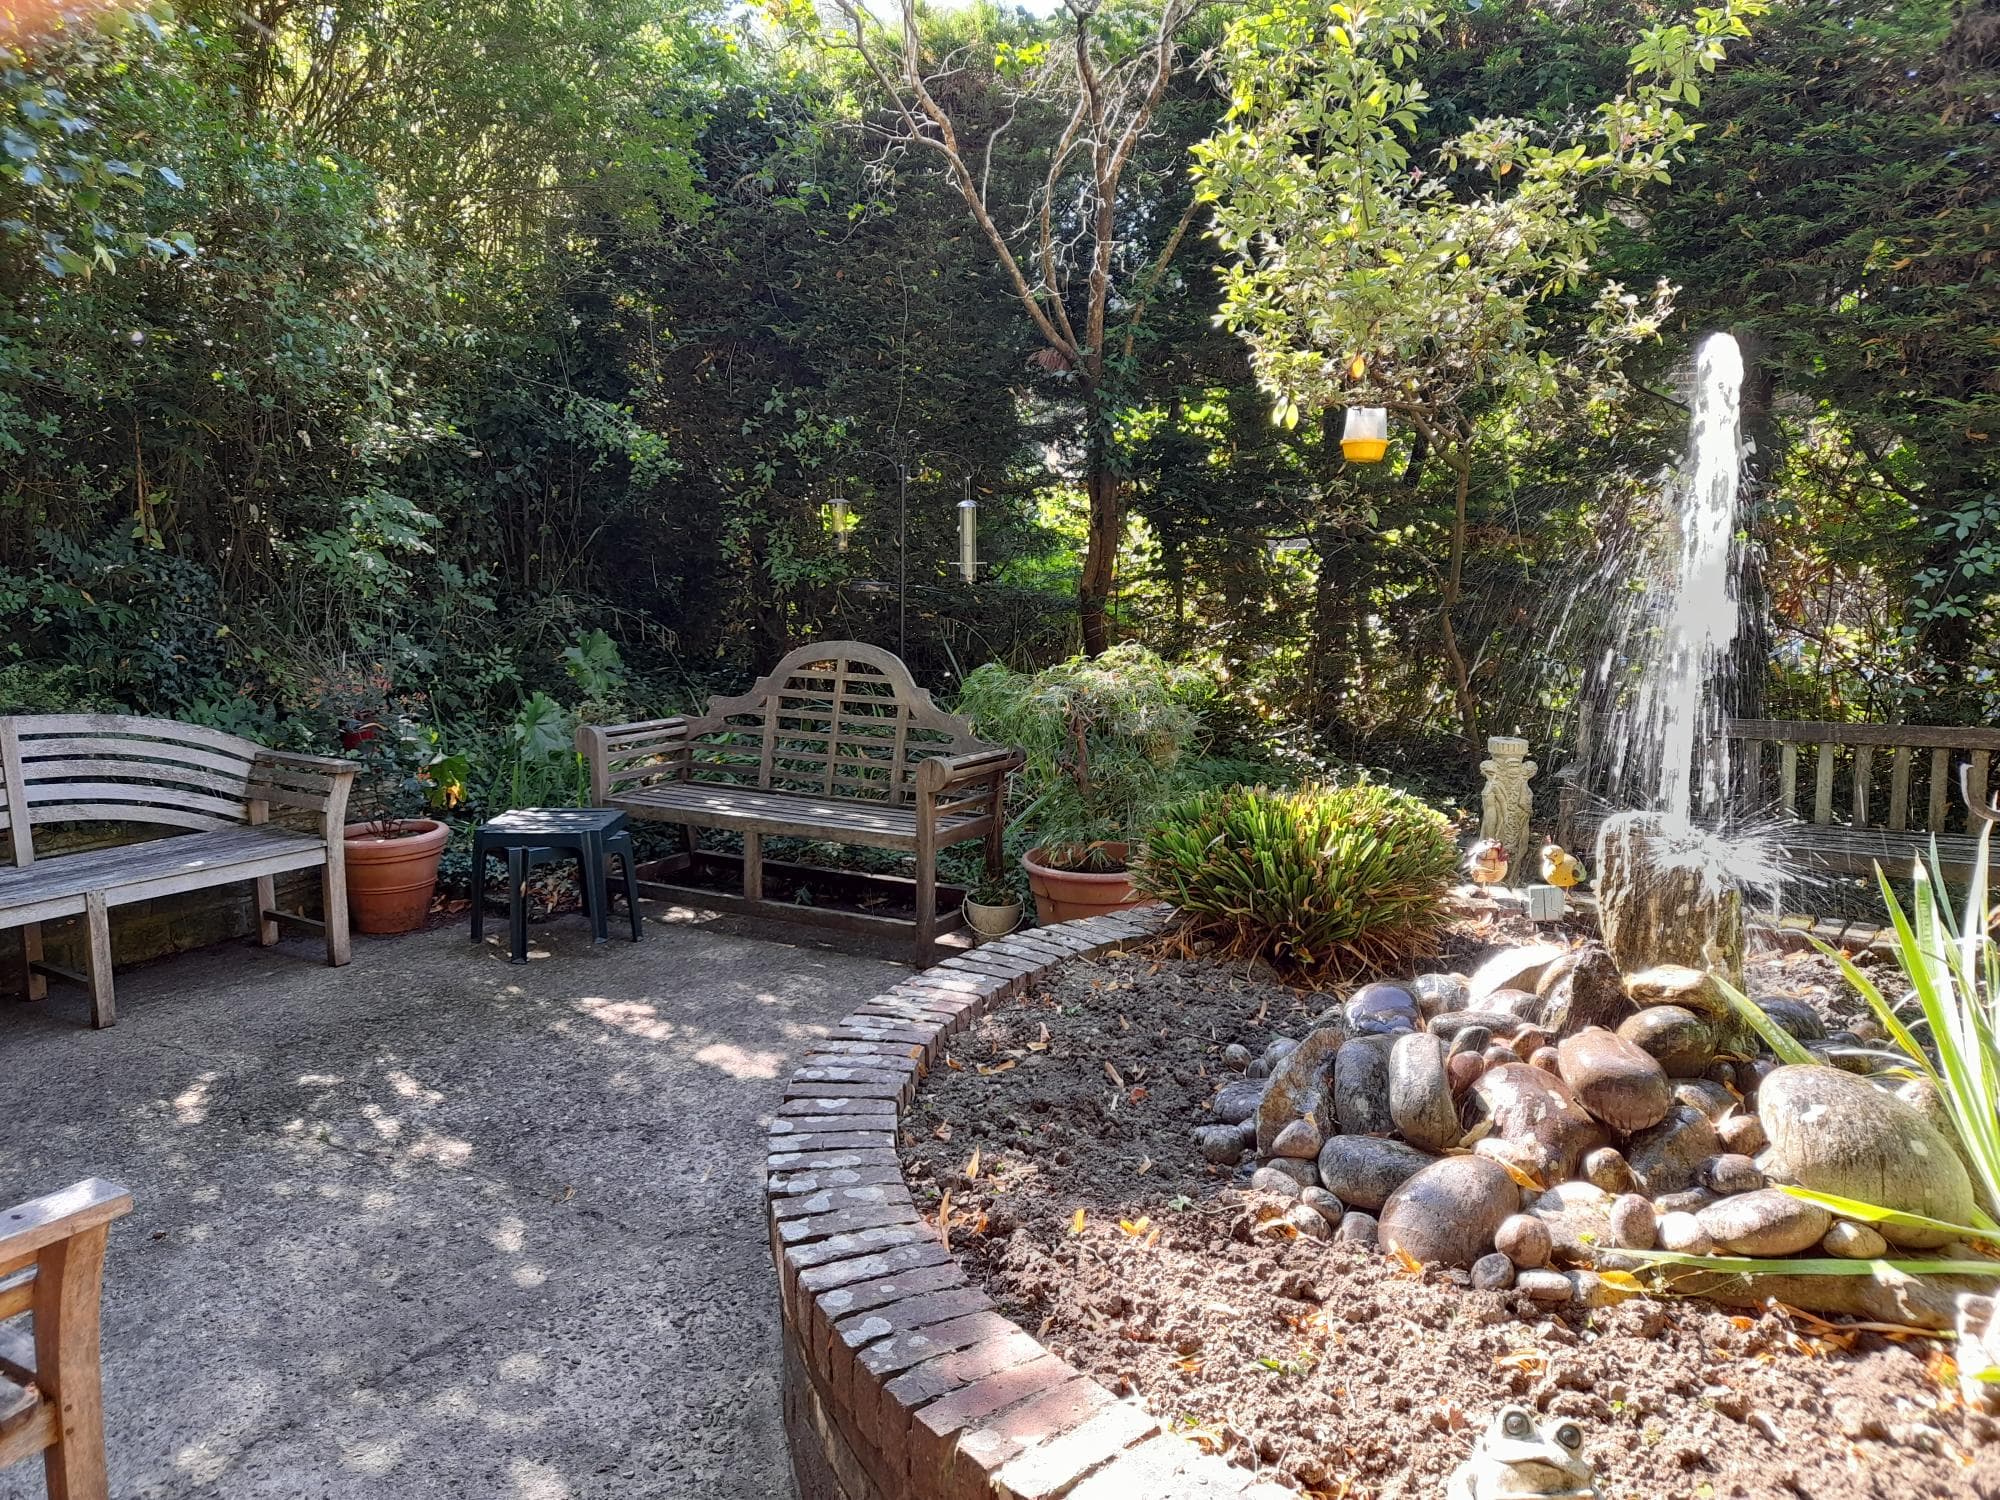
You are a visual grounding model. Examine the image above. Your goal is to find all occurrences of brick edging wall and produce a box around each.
[768,905,1292,1500]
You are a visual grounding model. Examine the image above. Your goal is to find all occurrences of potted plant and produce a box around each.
[342,715,455,935]
[962,875,1023,940]
[957,644,1206,925]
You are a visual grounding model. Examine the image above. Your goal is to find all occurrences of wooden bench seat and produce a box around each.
[0,1179,132,1500]
[3,715,356,1027]
[608,783,983,849]
[580,641,1022,960]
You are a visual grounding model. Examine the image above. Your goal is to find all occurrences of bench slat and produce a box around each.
[609,784,984,850]
[1851,744,1872,826]
[16,736,255,776]
[1727,719,2000,751]
[1813,744,1834,824]
[1931,748,1951,832]
[0,829,326,925]
[1889,746,1911,831]
[9,714,263,758]
[1971,752,1992,833]
[18,759,252,802]
[1778,743,1798,817]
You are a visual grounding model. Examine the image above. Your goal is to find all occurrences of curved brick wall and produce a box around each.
[768,907,1293,1500]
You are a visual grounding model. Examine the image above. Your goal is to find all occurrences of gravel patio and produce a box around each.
[0,907,905,1499]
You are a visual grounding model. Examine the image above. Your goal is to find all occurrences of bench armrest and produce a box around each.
[916,747,1024,796]
[577,718,693,803]
[249,749,358,830]
[254,749,358,777]
[0,1179,132,1277]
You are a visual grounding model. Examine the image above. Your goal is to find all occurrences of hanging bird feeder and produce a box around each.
[957,480,979,584]
[1341,406,1389,464]
[825,495,853,551]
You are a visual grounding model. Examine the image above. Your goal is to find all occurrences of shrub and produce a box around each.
[1135,782,1458,978]
[955,644,1210,870]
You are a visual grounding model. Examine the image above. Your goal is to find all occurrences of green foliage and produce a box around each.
[1135,781,1457,978]
[956,644,1210,865]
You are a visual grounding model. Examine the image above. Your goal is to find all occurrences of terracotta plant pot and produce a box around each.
[963,896,1023,941]
[1023,843,1143,925]
[343,818,450,935]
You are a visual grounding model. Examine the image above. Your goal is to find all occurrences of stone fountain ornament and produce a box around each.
[1477,736,1536,881]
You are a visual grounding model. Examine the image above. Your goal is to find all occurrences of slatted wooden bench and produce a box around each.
[0,1179,132,1500]
[578,641,1022,959]
[2,715,357,1027]
[1727,719,2000,880]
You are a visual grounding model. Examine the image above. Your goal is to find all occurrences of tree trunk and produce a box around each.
[1079,394,1120,656]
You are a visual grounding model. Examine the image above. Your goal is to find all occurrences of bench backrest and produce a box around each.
[1726,719,2000,834]
[687,641,990,805]
[0,714,284,863]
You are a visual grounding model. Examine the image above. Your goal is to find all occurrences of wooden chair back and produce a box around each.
[682,641,990,805]
[1726,720,2000,834]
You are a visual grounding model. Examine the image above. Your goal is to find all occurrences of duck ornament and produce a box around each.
[1538,842,1588,890]
[1446,1405,1597,1500]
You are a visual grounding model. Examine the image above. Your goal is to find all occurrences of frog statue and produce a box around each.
[1445,1406,1597,1500]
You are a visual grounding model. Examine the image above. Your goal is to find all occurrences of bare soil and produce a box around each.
[898,914,1999,1500]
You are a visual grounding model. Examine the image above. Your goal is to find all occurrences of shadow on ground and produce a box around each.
[0,904,906,1500]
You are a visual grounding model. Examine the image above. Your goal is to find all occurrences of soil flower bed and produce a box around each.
[897,932,2000,1499]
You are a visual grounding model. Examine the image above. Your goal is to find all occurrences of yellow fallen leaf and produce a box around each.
[938,1189,952,1251]
[1117,1216,1152,1238]
[1494,1349,1547,1373]
[1595,1269,1645,1293]
[1070,1207,1087,1235]
[966,1147,981,1181]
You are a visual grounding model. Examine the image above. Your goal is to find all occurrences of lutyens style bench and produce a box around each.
[2,715,356,1027]
[577,642,1021,959]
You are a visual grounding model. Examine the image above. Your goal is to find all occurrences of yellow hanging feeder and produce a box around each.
[1341,406,1389,464]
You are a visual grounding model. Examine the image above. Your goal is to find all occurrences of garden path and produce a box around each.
[0,907,905,1500]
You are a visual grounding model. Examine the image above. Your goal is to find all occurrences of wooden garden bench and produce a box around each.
[0,1179,132,1500]
[1727,719,2000,880]
[578,641,1022,958]
[2,715,357,1027]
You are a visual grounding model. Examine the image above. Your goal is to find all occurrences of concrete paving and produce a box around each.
[0,905,907,1500]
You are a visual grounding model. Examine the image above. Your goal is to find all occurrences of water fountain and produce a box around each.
[1588,332,1774,987]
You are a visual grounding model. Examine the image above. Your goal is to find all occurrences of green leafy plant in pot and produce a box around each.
[962,874,1024,941]
[957,644,1205,924]
[342,713,457,935]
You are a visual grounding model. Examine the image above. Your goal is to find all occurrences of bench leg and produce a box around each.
[34,1222,112,1500]
[83,892,115,1030]
[508,847,531,964]
[743,833,763,904]
[15,921,47,1002]
[254,874,279,946]
[322,848,351,968]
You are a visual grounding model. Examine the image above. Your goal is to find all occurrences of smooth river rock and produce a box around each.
[1471,1062,1608,1182]
[1212,1077,1268,1125]
[1379,1156,1520,1268]
[1334,1035,1397,1137]
[1389,1031,1461,1151]
[1254,1024,1345,1156]
[1347,983,1421,1036]
[1317,1137,1437,1212]
[1410,972,1469,1019]
[1624,1104,1722,1196]
[1495,1213,1552,1269]
[1557,1027,1671,1134]
[1537,943,1632,1038]
[1617,1005,1715,1078]
[1466,943,1569,1006]
[1195,1124,1247,1165]
[1270,1117,1325,1161]
[1758,1064,1977,1248]
[1757,998,1827,1043]
[1430,1010,1525,1045]
[1698,1188,1832,1256]
[1821,1220,1889,1259]
[1583,1146,1637,1196]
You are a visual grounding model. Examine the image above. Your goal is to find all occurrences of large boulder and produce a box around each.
[1537,943,1632,1038]
[1617,1005,1715,1079]
[1625,1104,1721,1196]
[1379,1156,1519,1268]
[1758,1064,1977,1248]
[1698,1189,1830,1256]
[1466,943,1568,1007]
[1333,1035,1397,1136]
[1595,812,1744,984]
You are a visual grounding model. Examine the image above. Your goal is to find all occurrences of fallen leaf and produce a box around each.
[1136,1155,1154,1175]
[1070,1207,1087,1235]
[1117,1216,1153,1238]
[938,1189,952,1251]
[1026,1023,1051,1052]
[1129,1086,1150,1103]
[1104,1060,1126,1089]
[945,1056,965,1071]
[1493,1159,1545,1191]
[1494,1349,1547,1373]
[976,1059,1017,1075]
[1391,1246,1423,1276]
[965,1147,981,1181]
[932,1121,953,1141]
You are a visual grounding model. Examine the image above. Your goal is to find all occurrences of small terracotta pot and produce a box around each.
[343,818,449,935]
[963,897,1023,940]
[1022,843,1143,925]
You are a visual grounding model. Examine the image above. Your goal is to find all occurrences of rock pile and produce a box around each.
[1197,942,1984,1317]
